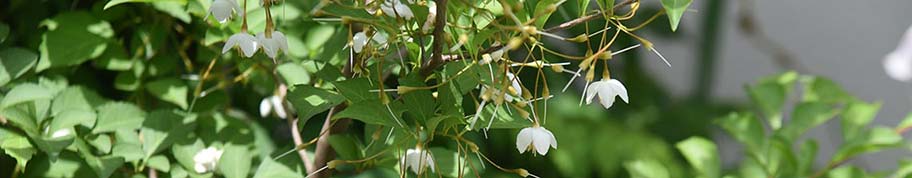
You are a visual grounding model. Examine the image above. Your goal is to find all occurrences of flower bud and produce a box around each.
[507,37,524,50]
[550,64,564,73]
[598,51,612,60]
[585,68,595,82]
[568,34,588,42]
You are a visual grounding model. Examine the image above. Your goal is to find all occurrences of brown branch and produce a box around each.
[311,53,356,178]
[543,0,636,33]
[419,0,449,76]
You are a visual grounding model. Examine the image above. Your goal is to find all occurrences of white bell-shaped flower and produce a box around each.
[380,0,414,19]
[256,31,289,59]
[885,25,912,82]
[353,32,369,53]
[207,0,241,23]
[193,147,224,173]
[585,79,629,109]
[400,148,435,174]
[222,33,258,57]
[516,125,557,155]
[259,95,288,119]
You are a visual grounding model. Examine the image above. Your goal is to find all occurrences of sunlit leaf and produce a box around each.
[675,137,720,178]
[146,78,190,109]
[660,0,693,31]
[93,102,147,133]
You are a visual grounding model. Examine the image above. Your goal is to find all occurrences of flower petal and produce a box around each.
[259,98,272,117]
[507,72,522,98]
[353,32,368,53]
[532,127,551,155]
[541,127,557,149]
[607,79,629,103]
[273,31,289,54]
[270,96,287,119]
[516,127,534,153]
[585,82,602,104]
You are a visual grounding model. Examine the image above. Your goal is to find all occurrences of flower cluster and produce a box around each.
[208,0,288,59]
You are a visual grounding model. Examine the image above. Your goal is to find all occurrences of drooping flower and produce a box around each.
[222,33,258,57]
[400,148,435,174]
[585,79,629,109]
[256,31,289,59]
[207,0,242,23]
[259,95,288,119]
[380,0,414,19]
[516,125,557,155]
[884,25,912,82]
[353,32,369,53]
[193,147,224,173]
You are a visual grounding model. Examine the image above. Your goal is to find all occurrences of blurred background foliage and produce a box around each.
[0,0,910,178]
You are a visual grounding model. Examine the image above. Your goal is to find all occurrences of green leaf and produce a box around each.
[746,72,798,130]
[152,1,192,23]
[115,71,141,91]
[827,166,867,178]
[776,102,837,142]
[533,0,561,28]
[37,11,112,71]
[892,160,912,178]
[329,134,362,160]
[427,147,483,178]
[0,128,37,167]
[0,48,39,86]
[141,110,197,158]
[148,155,171,172]
[93,102,147,133]
[802,76,852,103]
[675,137,720,178]
[95,42,134,71]
[277,63,312,87]
[112,130,144,162]
[84,155,125,178]
[624,158,671,178]
[218,145,252,178]
[147,78,190,109]
[400,74,436,121]
[48,109,96,133]
[171,138,205,171]
[286,85,344,123]
[840,100,880,141]
[715,113,766,153]
[23,152,97,177]
[897,112,912,133]
[51,86,107,116]
[831,127,902,165]
[0,83,54,110]
[86,134,113,154]
[797,140,817,176]
[660,0,693,31]
[334,78,376,103]
[252,157,304,178]
[104,0,184,9]
[334,99,405,128]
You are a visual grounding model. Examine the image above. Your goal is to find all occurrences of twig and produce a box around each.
[312,53,356,178]
[419,0,449,76]
[543,0,635,33]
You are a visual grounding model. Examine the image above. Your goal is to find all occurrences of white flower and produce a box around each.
[400,148,435,174]
[506,71,522,100]
[380,0,413,19]
[516,125,557,155]
[193,147,224,173]
[885,25,912,82]
[207,0,241,23]
[256,31,289,59]
[353,32,369,53]
[259,95,288,119]
[222,33,258,57]
[585,79,629,109]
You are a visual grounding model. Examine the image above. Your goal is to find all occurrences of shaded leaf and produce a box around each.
[287,85,344,124]
[147,78,189,109]
[0,48,39,86]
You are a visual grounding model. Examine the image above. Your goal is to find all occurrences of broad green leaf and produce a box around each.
[624,158,671,178]
[831,127,902,165]
[0,48,39,86]
[533,0,561,28]
[105,0,184,9]
[767,137,798,177]
[86,134,113,154]
[0,83,54,110]
[95,42,134,71]
[48,109,95,132]
[0,128,36,167]
[329,134,362,160]
[715,113,766,153]
[153,1,192,23]
[112,130,144,162]
[31,131,75,159]
[660,0,693,31]
[115,71,141,91]
[218,145,252,178]
[334,78,376,103]
[172,139,205,171]
[287,85,344,123]
[841,100,880,141]
[23,152,97,177]
[93,102,147,133]
[37,11,112,71]
[1,104,41,135]
[171,164,190,178]
[428,147,484,178]
[745,72,798,130]
[797,140,817,176]
[148,155,171,172]
[147,78,190,109]
[776,102,836,142]
[141,110,197,158]
[400,74,436,121]
[252,157,304,178]
[84,155,125,178]
[334,99,405,128]
[802,76,852,103]
[51,86,107,116]
[277,63,312,87]
[675,137,720,178]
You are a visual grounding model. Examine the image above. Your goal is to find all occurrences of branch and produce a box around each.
[311,54,356,178]
[543,0,636,33]
[419,0,449,76]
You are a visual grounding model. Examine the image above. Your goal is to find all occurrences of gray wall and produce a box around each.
[641,0,912,170]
